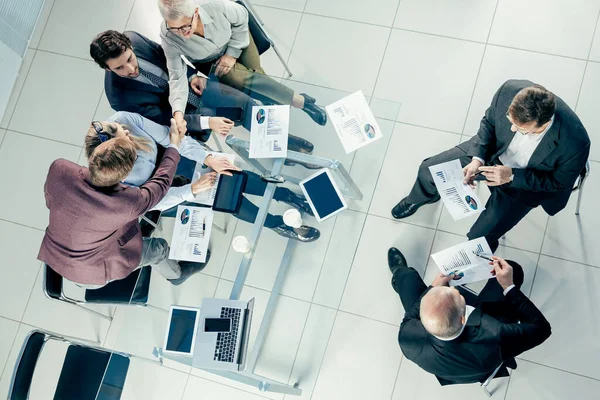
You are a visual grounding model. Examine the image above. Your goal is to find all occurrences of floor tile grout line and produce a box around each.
[255,3,598,64]
[281,302,317,396]
[308,212,346,304]
[35,48,94,63]
[396,121,462,136]
[515,357,600,382]
[124,0,137,28]
[0,218,45,232]
[0,321,22,384]
[574,6,600,109]
[2,49,40,134]
[502,372,513,400]
[18,262,43,325]
[308,309,340,400]
[328,213,369,310]
[459,0,500,135]
[27,0,57,52]
[191,374,272,399]
[3,128,83,149]
[388,354,405,400]
[180,372,191,400]
[528,215,551,297]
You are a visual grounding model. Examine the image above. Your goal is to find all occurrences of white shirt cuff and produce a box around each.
[183,184,196,201]
[200,116,211,130]
[473,156,485,164]
[503,284,516,296]
[168,143,180,152]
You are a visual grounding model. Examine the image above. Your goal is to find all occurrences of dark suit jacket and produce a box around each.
[37,148,180,285]
[459,79,591,215]
[399,286,551,385]
[105,31,197,127]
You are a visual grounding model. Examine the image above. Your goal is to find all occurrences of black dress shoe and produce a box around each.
[271,224,320,242]
[388,247,408,275]
[284,160,322,169]
[302,102,327,126]
[172,175,191,187]
[168,250,211,286]
[300,93,316,104]
[391,194,441,219]
[288,134,314,154]
[279,188,314,216]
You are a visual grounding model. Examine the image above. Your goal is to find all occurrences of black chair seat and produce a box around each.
[84,267,151,305]
[54,346,129,400]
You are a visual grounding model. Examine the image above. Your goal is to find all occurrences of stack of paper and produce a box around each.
[249,105,289,159]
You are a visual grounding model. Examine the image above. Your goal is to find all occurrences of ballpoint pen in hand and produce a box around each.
[473,251,493,261]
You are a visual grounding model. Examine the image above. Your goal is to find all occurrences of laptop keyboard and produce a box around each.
[213,307,241,363]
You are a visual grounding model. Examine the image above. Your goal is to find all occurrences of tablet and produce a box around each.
[163,306,201,357]
[299,169,347,222]
[212,170,248,214]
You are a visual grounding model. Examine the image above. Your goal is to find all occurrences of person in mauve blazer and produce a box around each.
[388,247,551,385]
[38,122,187,286]
[392,79,591,251]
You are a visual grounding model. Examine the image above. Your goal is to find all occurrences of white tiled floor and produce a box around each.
[1,0,599,399]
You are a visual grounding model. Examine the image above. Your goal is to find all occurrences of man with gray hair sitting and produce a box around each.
[388,247,551,385]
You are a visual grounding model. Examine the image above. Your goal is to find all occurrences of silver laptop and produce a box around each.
[193,297,255,371]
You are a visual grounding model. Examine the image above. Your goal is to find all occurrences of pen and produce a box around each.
[473,251,493,261]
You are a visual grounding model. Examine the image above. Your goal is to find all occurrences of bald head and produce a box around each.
[420,287,466,339]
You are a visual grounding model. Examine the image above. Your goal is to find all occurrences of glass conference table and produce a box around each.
[105,67,401,397]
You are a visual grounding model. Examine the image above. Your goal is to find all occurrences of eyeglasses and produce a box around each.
[91,121,110,143]
[166,12,195,34]
[505,113,533,135]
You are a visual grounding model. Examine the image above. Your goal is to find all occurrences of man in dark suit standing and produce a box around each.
[387,247,551,385]
[89,30,313,152]
[391,80,590,251]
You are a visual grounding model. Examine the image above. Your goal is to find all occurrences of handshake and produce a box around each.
[168,118,242,195]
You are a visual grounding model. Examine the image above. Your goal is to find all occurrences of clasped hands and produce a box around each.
[462,159,512,187]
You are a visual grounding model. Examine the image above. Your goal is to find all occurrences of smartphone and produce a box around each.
[472,172,488,181]
[204,318,232,333]
[216,107,243,122]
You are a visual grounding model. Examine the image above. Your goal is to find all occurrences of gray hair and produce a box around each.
[158,0,197,21]
[420,287,465,339]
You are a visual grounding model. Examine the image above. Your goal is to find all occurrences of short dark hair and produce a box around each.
[89,30,132,69]
[508,85,556,127]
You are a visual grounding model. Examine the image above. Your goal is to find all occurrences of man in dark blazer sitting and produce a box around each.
[392,80,590,251]
[388,247,551,385]
[89,30,313,153]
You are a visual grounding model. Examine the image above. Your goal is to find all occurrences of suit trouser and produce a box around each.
[405,146,536,252]
[197,34,294,107]
[391,263,524,324]
[78,238,181,290]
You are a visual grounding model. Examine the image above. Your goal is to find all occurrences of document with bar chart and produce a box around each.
[428,159,485,221]
[169,206,214,263]
[249,105,289,159]
[431,237,495,286]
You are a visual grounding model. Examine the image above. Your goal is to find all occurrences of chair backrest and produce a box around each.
[236,0,272,54]
[43,264,63,301]
[573,161,591,191]
[84,266,151,305]
[8,331,46,400]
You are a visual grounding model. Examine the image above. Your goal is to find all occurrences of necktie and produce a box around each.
[138,66,204,109]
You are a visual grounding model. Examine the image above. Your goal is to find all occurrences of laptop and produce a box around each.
[193,297,255,371]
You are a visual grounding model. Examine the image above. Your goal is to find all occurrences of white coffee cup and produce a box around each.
[232,236,251,253]
[283,209,302,228]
